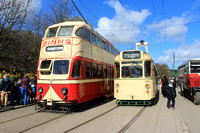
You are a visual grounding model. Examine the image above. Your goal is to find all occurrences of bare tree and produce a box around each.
[44,0,81,26]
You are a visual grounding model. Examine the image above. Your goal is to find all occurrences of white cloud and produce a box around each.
[148,17,188,42]
[95,0,151,45]
[157,39,200,65]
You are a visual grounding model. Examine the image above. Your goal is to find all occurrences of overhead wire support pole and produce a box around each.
[71,0,88,24]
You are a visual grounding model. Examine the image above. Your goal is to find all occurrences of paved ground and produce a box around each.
[0,86,200,133]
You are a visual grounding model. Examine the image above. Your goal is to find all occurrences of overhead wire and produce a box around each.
[76,0,123,44]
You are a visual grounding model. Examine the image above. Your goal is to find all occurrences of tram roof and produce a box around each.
[178,58,200,68]
[46,21,116,48]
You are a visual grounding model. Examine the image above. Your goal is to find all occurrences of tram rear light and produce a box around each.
[146,90,149,94]
[116,89,119,93]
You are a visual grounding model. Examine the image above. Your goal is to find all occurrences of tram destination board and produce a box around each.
[123,51,141,59]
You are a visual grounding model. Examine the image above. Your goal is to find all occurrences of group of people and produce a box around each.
[0,74,36,108]
[160,75,177,110]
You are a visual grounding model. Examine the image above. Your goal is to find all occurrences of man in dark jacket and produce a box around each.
[20,74,29,105]
[166,80,176,109]
[0,74,11,108]
[161,75,168,97]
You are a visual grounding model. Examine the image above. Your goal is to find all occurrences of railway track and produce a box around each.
[64,106,146,133]
[64,106,118,133]
[119,107,147,133]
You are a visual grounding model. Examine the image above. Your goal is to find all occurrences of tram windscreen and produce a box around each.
[123,51,141,59]
[190,66,200,73]
[122,66,142,78]
[58,26,74,36]
[46,27,58,38]
[53,60,69,74]
[40,60,51,69]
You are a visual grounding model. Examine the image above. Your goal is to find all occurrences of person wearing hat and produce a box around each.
[165,80,176,109]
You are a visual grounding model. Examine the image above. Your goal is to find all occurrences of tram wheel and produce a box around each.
[193,91,200,105]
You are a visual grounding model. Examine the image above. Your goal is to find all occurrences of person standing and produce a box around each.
[0,74,11,108]
[166,80,176,109]
[20,74,29,105]
[161,75,168,97]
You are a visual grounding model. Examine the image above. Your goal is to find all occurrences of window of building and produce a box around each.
[46,27,58,38]
[85,62,91,78]
[75,27,90,42]
[71,60,81,78]
[58,26,74,36]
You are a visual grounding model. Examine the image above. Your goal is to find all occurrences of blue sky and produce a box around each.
[37,0,200,69]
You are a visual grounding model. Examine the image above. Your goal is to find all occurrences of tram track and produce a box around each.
[20,113,67,133]
[64,106,118,133]
[119,106,147,133]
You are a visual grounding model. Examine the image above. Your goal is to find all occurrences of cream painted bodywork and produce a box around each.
[114,50,157,101]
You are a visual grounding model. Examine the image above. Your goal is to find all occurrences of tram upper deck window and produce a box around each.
[102,41,106,50]
[53,60,69,74]
[46,27,58,38]
[123,51,141,59]
[97,37,101,47]
[58,26,74,36]
[106,43,110,52]
[75,27,90,42]
[122,66,142,78]
[145,61,151,78]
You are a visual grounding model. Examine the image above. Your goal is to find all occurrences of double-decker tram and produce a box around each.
[177,59,200,104]
[114,41,158,105]
[36,21,120,110]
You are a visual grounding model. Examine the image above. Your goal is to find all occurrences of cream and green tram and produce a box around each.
[114,49,158,105]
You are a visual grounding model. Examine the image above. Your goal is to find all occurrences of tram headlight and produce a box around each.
[61,87,68,94]
[115,84,119,88]
[38,87,43,93]
[145,84,151,89]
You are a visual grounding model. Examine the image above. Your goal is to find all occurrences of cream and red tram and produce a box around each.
[177,58,200,104]
[114,41,158,105]
[36,21,120,108]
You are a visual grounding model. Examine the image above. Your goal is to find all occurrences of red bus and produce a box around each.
[178,58,200,104]
[36,21,120,109]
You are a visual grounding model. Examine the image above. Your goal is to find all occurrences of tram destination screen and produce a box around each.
[123,51,141,59]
